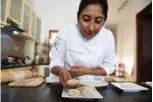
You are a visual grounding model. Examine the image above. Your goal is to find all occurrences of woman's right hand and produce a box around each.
[58,69,79,88]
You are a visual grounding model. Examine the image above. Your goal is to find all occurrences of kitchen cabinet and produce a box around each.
[22,2,31,36]
[8,0,24,26]
[35,17,41,41]
[31,12,36,39]
[1,0,42,41]
[1,0,8,25]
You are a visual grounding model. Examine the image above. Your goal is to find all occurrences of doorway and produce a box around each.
[136,3,152,82]
[49,30,58,46]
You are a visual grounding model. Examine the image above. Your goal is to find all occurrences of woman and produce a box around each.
[49,0,116,88]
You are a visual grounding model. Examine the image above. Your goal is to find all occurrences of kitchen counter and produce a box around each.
[1,83,152,102]
[1,66,32,72]
[1,63,49,70]
[1,64,33,69]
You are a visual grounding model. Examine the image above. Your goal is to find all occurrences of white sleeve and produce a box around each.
[100,32,116,75]
[49,27,67,70]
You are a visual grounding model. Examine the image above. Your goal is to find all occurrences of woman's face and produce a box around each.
[78,4,105,39]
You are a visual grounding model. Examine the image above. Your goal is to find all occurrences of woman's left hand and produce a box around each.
[69,65,89,77]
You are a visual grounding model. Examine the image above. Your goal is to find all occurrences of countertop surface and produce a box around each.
[1,63,49,69]
[1,83,152,102]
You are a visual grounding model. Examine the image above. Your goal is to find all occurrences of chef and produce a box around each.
[49,0,116,88]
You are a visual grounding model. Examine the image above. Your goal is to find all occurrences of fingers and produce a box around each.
[59,71,80,88]
[58,69,82,89]
[69,69,82,77]
[70,72,83,77]
[63,72,67,82]
[69,84,80,88]
[69,69,77,73]
[62,70,71,82]
[64,83,80,89]
[67,72,72,80]
[61,76,79,89]
[59,75,66,86]
[72,65,84,69]
[72,66,79,69]
[70,73,76,77]
[70,72,77,76]
[59,69,72,86]
[69,67,81,72]
[69,70,77,77]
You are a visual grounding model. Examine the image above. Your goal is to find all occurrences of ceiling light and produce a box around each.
[13,30,19,35]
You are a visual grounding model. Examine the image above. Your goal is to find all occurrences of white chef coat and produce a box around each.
[49,24,116,75]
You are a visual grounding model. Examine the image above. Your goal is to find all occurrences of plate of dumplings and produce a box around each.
[62,85,103,99]
[62,79,103,100]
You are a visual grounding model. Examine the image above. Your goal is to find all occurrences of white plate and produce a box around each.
[46,78,108,87]
[79,80,108,87]
[111,82,149,92]
[46,75,108,87]
[62,89,103,100]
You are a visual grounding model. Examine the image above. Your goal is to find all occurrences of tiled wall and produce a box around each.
[1,32,25,58]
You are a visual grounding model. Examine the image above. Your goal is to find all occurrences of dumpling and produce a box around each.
[67,79,79,85]
[82,86,96,91]
[68,89,80,96]
[67,86,96,97]
[81,86,96,97]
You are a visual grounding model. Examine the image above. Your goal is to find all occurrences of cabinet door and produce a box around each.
[23,3,30,34]
[1,0,8,24]
[31,12,36,39]
[9,0,23,25]
[36,17,41,41]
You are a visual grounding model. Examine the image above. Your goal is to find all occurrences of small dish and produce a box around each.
[111,82,149,92]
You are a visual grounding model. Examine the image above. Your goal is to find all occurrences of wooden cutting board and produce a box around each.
[1,70,33,83]
[8,77,45,87]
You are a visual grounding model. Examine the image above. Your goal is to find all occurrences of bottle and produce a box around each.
[115,63,125,77]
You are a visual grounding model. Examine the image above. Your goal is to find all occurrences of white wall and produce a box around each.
[33,0,81,42]
[116,0,135,75]
[32,0,121,42]
[133,0,152,14]
[32,0,151,43]
[24,40,35,59]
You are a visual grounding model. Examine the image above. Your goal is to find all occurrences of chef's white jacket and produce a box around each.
[49,24,116,75]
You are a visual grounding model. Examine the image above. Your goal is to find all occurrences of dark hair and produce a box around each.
[77,0,108,21]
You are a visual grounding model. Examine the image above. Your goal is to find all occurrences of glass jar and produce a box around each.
[115,63,125,77]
